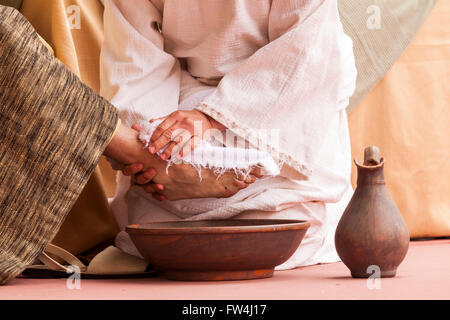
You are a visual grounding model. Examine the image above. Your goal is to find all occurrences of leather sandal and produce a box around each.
[21,244,158,279]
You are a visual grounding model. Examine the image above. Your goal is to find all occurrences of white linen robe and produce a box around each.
[100,0,357,268]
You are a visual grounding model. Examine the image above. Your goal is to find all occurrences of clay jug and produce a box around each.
[335,146,410,278]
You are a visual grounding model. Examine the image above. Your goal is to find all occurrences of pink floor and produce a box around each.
[2,239,449,300]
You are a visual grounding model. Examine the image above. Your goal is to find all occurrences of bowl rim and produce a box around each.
[126,219,310,235]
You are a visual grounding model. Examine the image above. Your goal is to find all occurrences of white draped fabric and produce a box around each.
[100,0,357,268]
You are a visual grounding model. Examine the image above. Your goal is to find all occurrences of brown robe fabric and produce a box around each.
[20,0,121,258]
[0,6,119,285]
[0,0,21,10]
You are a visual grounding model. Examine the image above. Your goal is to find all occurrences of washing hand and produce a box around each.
[147,110,226,160]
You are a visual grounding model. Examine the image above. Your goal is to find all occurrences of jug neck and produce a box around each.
[355,159,386,186]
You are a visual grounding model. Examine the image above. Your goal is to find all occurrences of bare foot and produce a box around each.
[156,164,260,200]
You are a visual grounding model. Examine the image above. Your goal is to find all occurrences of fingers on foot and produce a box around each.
[152,193,166,201]
[144,183,164,193]
[135,168,157,184]
[122,163,143,176]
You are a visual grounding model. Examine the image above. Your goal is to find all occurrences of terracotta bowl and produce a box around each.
[126,219,310,281]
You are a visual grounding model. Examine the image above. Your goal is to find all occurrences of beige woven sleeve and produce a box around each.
[0,6,119,285]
